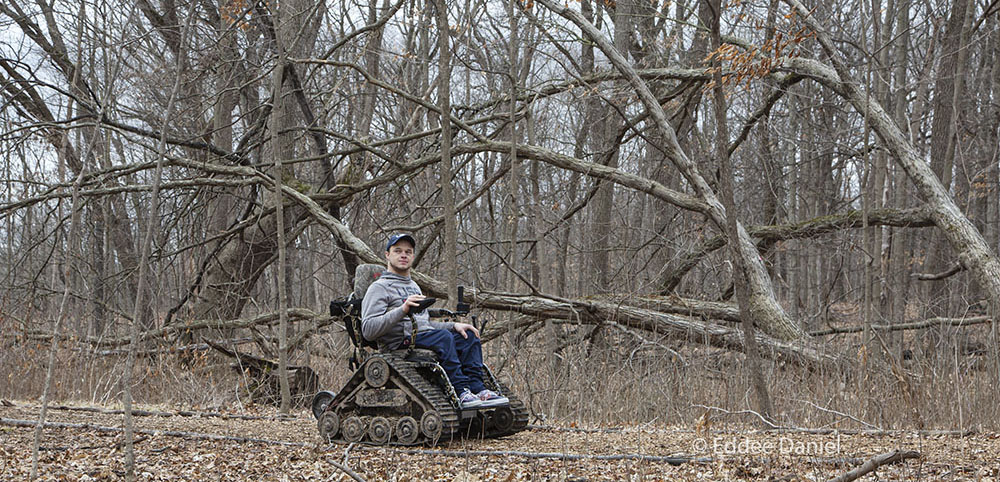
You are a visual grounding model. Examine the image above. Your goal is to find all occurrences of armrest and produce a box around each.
[410,297,436,314]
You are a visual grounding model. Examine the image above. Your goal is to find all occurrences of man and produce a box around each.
[361,233,508,408]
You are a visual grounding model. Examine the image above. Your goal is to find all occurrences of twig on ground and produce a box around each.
[325,457,367,482]
[826,449,920,482]
[764,427,974,436]
[795,399,881,430]
[356,446,707,466]
[40,435,150,452]
[0,418,309,448]
[343,442,355,466]
[693,405,784,430]
[42,404,300,421]
[526,424,624,433]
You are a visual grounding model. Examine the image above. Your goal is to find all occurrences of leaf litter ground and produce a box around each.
[1,401,998,480]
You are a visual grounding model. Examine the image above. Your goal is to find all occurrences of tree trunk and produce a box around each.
[505,0,521,293]
[709,0,773,421]
[122,4,196,477]
[435,0,458,308]
[924,0,972,318]
[270,2,293,415]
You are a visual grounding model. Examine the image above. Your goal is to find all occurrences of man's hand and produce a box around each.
[401,294,426,314]
[453,322,479,339]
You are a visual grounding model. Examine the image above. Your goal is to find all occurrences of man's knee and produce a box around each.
[452,331,480,347]
[418,329,456,351]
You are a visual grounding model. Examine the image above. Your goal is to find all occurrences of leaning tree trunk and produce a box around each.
[783,0,1000,322]
[538,0,806,341]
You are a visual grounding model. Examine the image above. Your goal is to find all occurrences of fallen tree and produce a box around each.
[271,181,840,368]
[471,292,840,369]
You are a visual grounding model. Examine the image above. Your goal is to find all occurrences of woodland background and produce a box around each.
[3,0,1000,468]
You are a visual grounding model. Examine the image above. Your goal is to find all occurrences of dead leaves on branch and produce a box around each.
[704,12,816,92]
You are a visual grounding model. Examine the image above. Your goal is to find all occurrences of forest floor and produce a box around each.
[0,400,997,481]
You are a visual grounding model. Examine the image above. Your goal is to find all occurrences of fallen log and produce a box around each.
[826,449,920,482]
[352,446,707,466]
[473,292,842,369]
[39,403,299,421]
[0,417,309,448]
[281,192,841,368]
[618,295,741,322]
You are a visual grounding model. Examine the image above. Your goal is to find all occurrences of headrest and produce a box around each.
[353,264,385,299]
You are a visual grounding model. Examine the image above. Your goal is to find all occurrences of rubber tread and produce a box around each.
[383,355,461,442]
[319,354,460,446]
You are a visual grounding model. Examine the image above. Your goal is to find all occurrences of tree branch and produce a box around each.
[660,208,935,293]
[809,316,991,336]
[913,262,965,281]
[826,450,920,482]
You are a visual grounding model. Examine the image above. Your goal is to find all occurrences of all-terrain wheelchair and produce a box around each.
[310,264,528,445]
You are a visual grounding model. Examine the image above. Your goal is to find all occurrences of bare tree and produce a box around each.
[6,0,1000,434]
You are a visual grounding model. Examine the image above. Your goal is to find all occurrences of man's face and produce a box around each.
[386,241,415,273]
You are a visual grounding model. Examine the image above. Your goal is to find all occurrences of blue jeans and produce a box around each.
[415,329,486,394]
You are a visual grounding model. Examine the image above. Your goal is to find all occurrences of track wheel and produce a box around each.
[420,410,443,440]
[318,411,340,442]
[369,416,391,444]
[311,390,336,420]
[342,416,366,442]
[491,406,515,433]
[364,357,390,388]
[396,416,419,444]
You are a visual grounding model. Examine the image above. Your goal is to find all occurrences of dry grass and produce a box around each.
[3,322,997,433]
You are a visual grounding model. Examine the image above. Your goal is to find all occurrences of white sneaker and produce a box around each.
[477,389,509,407]
[459,388,483,408]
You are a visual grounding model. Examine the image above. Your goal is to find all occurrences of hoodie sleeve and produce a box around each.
[361,281,406,341]
[428,319,455,331]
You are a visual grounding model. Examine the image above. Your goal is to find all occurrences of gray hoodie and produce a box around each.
[360,271,455,349]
